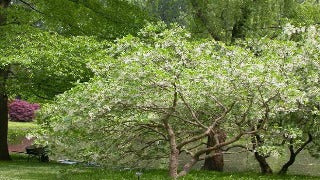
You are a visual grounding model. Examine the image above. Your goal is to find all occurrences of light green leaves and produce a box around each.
[36,23,320,168]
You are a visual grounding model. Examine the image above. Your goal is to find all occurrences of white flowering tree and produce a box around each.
[235,24,320,175]
[37,23,307,178]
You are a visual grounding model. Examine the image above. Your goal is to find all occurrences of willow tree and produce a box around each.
[128,0,320,42]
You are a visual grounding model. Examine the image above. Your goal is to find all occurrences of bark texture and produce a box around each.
[0,67,10,160]
[278,134,312,175]
[252,134,273,174]
[254,151,273,174]
[202,129,226,171]
[0,0,11,161]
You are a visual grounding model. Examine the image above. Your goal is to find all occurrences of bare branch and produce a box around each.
[209,94,227,112]
[179,92,207,129]
[18,0,44,14]
[294,133,313,155]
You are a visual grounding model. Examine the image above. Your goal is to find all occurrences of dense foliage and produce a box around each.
[128,0,320,41]
[0,0,149,160]
[36,22,320,178]
[3,0,150,40]
[1,0,320,178]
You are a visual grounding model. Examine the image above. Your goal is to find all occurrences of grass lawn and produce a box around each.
[0,155,319,180]
[8,121,38,144]
[5,122,320,179]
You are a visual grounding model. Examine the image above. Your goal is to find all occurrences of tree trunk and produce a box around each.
[0,67,10,160]
[278,134,312,175]
[163,118,179,178]
[190,0,221,41]
[178,157,198,177]
[254,151,273,174]
[202,130,226,171]
[251,134,272,174]
[278,152,295,175]
[169,147,179,178]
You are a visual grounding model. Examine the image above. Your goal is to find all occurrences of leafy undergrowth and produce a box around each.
[8,122,37,144]
[0,155,319,180]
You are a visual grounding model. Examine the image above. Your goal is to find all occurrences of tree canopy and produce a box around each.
[128,0,320,41]
[0,0,150,160]
[1,0,320,178]
[36,22,320,178]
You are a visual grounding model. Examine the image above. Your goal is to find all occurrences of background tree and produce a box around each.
[0,0,148,160]
[128,0,320,42]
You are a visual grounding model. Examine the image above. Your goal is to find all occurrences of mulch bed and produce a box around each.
[9,138,34,153]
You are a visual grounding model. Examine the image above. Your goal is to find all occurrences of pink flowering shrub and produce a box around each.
[9,99,40,122]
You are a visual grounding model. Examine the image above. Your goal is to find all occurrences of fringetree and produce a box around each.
[37,23,305,178]
[127,0,320,171]
[235,24,320,175]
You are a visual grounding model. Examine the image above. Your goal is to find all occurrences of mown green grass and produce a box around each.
[5,122,320,179]
[1,155,319,180]
[8,121,38,144]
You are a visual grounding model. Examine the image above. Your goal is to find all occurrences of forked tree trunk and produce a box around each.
[0,68,10,160]
[202,130,226,171]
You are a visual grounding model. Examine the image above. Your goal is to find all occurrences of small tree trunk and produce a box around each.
[251,134,272,174]
[278,134,312,175]
[163,118,179,179]
[169,147,179,178]
[278,153,295,175]
[254,151,273,174]
[202,130,226,171]
[178,157,198,177]
[0,68,10,161]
